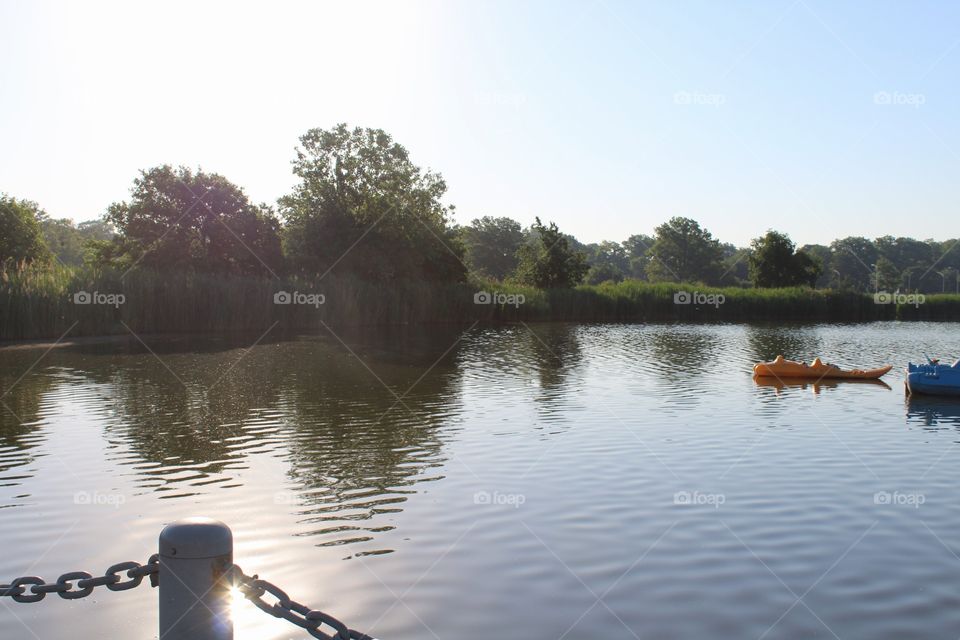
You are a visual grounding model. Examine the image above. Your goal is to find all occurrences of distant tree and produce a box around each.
[585,262,624,285]
[748,230,821,287]
[798,244,832,288]
[281,124,465,283]
[40,217,84,266]
[830,237,877,291]
[622,234,654,279]
[874,236,935,273]
[513,218,588,288]
[0,194,51,265]
[719,244,752,286]
[584,240,629,281]
[461,216,524,280]
[645,217,723,284]
[874,256,900,292]
[98,166,282,275]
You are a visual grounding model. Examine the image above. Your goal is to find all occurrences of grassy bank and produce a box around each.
[2,264,959,341]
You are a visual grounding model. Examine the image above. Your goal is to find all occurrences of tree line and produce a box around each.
[3,123,958,294]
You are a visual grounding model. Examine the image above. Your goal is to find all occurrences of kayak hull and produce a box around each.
[753,356,892,380]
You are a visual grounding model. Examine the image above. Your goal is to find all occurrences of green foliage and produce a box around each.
[645,216,723,284]
[748,230,821,288]
[513,217,589,288]
[460,216,524,280]
[98,166,282,276]
[621,234,655,279]
[829,236,878,291]
[281,124,466,283]
[0,194,51,265]
[40,217,115,266]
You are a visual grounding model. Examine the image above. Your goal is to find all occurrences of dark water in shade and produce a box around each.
[1,322,960,639]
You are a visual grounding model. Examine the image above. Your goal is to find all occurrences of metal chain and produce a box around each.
[232,566,376,640]
[0,555,159,603]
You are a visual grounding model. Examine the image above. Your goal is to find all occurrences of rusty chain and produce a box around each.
[0,555,159,602]
[231,566,376,640]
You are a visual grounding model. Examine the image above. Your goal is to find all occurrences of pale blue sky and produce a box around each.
[2,0,958,247]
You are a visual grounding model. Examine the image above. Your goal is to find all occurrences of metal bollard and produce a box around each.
[158,517,234,640]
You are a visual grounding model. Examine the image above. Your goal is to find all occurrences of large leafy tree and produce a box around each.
[645,217,723,284]
[281,124,466,283]
[100,166,281,275]
[748,230,821,288]
[514,218,588,288]
[0,194,51,265]
[460,216,524,280]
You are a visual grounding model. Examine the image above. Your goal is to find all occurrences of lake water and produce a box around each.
[2,322,960,639]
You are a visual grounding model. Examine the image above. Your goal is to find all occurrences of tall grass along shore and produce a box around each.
[2,263,958,342]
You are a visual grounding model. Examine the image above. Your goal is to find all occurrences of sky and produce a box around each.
[1,0,959,248]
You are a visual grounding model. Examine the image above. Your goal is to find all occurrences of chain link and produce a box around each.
[1,555,373,640]
[232,566,375,640]
[0,555,159,603]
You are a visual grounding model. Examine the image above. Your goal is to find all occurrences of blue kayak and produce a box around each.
[907,360,960,396]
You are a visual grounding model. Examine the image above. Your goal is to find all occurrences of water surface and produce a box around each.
[1,322,959,639]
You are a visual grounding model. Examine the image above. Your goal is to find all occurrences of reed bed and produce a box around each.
[2,264,959,341]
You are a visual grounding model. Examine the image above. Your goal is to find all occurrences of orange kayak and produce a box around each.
[753,355,892,380]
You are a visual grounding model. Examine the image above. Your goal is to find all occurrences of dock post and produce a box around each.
[158,517,234,640]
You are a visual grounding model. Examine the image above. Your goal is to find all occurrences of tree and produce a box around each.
[748,230,821,287]
[583,240,629,282]
[585,262,624,285]
[829,237,877,291]
[720,245,752,286]
[460,216,524,280]
[513,218,588,288]
[622,234,655,279]
[100,166,282,275]
[874,256,900,292]
[281,124,465,283]
[798,244,832,288]
[645,217,723,284]
[0,194,51,265]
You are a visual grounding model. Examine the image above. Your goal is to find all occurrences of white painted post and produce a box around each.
[158,517,234,640]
